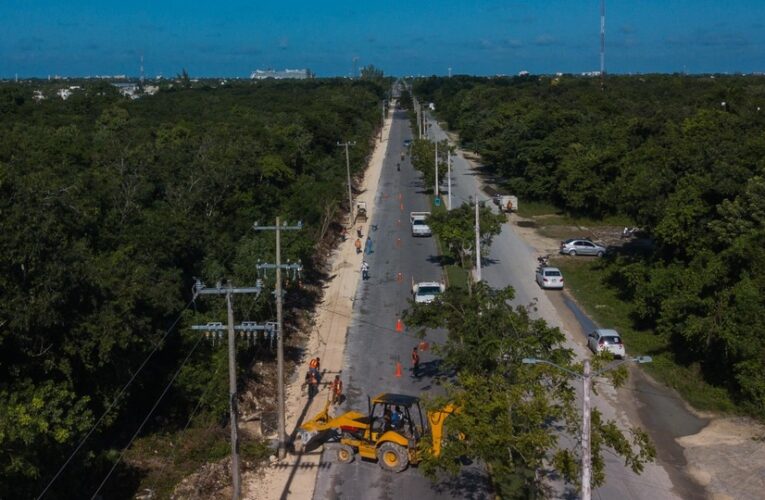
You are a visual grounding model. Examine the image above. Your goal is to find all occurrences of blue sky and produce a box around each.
[2,0,764,77]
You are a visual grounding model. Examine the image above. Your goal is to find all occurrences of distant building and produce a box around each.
[112,82,140,99]
[33,90,45,102]
[56,88,72,100]
[518,70,529,76]
[250,68,309,80]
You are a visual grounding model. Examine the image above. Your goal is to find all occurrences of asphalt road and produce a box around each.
[312,110,491,499]
[425,115,708,499]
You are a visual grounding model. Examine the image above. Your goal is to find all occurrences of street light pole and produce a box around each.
[435,140,439,197]
[447,149,452,210]
[337,141,356,228]
[582,359,592,500]
[521,356,652,500]
[475,193,481,282]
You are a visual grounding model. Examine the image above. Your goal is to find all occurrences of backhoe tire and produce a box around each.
[376,442,409,473]
[336,445,355,464]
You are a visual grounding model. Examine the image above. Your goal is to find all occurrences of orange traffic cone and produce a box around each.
[395,361,403,378]
[399,202,404,211]
[395,318,404,332]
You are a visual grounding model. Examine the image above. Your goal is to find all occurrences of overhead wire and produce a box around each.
[90,326,208,498]
[37,295,198,499]
[145,360,223,496]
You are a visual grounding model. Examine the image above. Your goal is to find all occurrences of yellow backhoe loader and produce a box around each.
[294,392,457,472]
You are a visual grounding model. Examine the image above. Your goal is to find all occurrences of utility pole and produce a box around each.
[381,100,386,140]
[522,356,652,500]
[416,100,421,139]
[337,141,356,228]
[447,150,452,210]
[475,194,481,282]
[434,140,439,196]
[582,359,592,500]
[252,219,303,460]
[193,280,264,500]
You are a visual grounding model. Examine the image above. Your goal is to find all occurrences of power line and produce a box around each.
[145,360,223,497]
[90,327,208,498]
[38,296,198,499]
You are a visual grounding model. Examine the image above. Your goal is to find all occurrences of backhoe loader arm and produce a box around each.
[427,403,460,457]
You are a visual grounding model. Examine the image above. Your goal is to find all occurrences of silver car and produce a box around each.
[535,266,564,289]
[587,329,625,358]
[559,239,606,257]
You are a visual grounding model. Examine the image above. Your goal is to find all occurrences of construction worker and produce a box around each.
[356,225,363,238]
[411,347,420,377]
[309,356,321,374]
[305,370,319,399]
[354,238,362,254]
[331,375,343,405]
[391,406,402,429]
[361,261,370,280]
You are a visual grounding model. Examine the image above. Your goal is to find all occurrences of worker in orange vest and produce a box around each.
[354,238,362,254]
[411,347,420,377]
[331,375,343,405]
[309,356,321,373]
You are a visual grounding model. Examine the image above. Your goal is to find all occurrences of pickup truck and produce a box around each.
[412,280,446,304]
[493,195,518,213]
[410,212,432,237]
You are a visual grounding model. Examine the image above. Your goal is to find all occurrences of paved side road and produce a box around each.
[312,111,491,499]
[426,115,707,499]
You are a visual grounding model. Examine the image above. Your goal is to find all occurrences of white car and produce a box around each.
[535,266,564,289]
[587,329,625,359]
[412,281,445,303]
[410,211,432,237]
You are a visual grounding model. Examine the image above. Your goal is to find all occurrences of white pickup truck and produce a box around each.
[493,195,518,213]
[410,211,432,237]
[412,280,446,304]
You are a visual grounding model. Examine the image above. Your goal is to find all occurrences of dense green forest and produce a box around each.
[0,78,384,497]
[414,75,765,418]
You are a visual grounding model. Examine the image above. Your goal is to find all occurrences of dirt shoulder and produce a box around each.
[240,112,395,500]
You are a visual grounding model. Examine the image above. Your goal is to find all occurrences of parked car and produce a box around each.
[535,266,564,289]
[587,329,625,358]
[560,239,606,257]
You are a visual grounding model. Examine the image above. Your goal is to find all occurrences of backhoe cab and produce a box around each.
[295,392,456,472]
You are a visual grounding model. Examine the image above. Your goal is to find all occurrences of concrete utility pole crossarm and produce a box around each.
[192,280,264,500]
[252,218,303,460]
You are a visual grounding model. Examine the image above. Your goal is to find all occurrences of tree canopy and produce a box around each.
[404,283,655,497]
[414,74,765,417]
[0,77,384,497]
